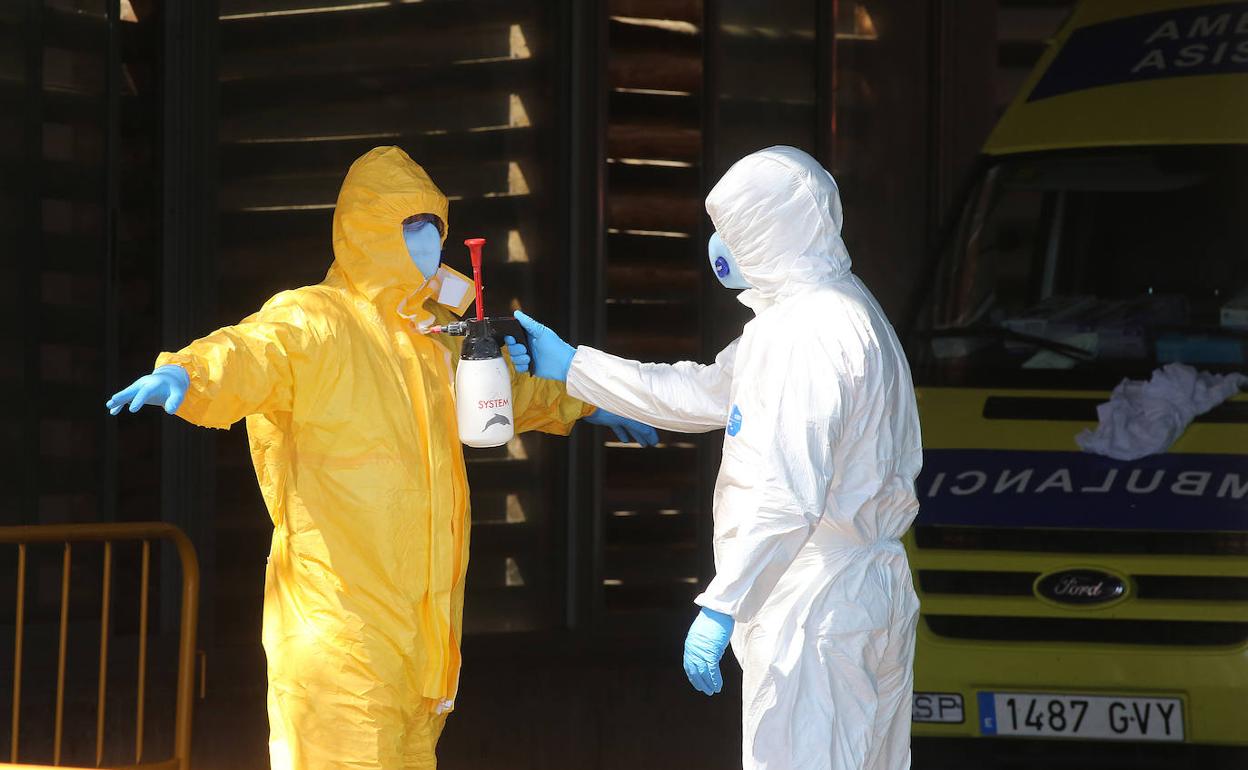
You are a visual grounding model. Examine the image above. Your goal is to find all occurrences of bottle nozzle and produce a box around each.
[464,238,486,322]
[428,321,468,336]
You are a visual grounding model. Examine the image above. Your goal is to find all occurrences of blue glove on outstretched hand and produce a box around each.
[106,365,190,415]
[512,310,576,382]
[683,607,734,696]
[585,409,659,446]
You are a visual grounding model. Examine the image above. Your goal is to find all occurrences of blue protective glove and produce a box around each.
[106,365,190,416]
[584,409,659,446]
[512,310,576,382]
[502,334,531,373]
[503,331,659,446]
[683,607,734,696]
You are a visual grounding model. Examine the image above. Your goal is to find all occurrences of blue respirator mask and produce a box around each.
[707,231,752,290]
[403,218,443,281]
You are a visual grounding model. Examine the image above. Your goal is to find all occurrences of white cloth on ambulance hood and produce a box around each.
[1076,363,1246,461]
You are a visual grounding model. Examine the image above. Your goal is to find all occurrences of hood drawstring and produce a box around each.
[396,268,450,332]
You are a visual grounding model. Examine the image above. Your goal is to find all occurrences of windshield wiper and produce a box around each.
[925,325,1097,362]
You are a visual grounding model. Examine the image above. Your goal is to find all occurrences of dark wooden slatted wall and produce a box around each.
[830,1,932,311]
[598,1,707,620]
[214,0,572,646]
[1,0,161,526]
[0,1,178,765]
[715,1,819,166]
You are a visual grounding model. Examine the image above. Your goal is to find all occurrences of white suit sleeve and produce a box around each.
[695,339,846,622]
[564,340,739,433]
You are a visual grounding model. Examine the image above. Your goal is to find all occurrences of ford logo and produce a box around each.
[1035,569,1126,606]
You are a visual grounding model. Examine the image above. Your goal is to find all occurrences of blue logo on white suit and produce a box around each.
[727,405,743,436]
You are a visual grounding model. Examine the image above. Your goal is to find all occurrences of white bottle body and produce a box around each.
[455,357,515,448]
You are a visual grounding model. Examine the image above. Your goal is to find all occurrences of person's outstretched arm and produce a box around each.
[513,311,737,434]
[106,290,320,429]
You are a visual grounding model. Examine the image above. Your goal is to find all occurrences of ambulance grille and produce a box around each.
[924,616,1248,647]
[914,526,1248,556]
[918,570,1248,601]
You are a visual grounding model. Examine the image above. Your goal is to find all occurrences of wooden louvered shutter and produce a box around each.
[595,1,709,620]
[216,0,572,638]
[593,0,838,623]
[0,1,176,763]
[1,1,162,529]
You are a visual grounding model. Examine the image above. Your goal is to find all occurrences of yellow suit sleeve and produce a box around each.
[507,356,595,436]
[154,290,318,429]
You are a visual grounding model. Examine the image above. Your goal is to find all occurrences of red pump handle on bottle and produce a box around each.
[464,237,486,321]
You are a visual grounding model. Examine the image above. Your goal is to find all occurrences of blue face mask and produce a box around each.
[403,220,443,280]
[707,231,752,290]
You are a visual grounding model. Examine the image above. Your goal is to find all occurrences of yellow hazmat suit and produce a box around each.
[156,147,590,769]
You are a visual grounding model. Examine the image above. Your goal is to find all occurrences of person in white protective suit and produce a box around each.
[512,145,923,770]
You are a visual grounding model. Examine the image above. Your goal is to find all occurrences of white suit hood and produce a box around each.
[705,145,852,312]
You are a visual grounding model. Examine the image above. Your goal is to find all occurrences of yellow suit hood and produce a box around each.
[332,146,450,301]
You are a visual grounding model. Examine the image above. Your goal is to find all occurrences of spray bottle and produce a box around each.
[428,237,531,448]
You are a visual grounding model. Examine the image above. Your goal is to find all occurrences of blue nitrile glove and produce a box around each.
[503,335,531,372]
[513,310,575,382]
[585,409,659,447]
[683,606,734,696]
[106,365,190,415]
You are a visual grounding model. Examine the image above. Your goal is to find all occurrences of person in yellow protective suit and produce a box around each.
[105,146,656,769]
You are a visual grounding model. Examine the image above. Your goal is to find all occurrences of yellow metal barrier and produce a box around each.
[0,524,199,770]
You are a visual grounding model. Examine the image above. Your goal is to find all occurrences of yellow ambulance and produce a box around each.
[906,0,1248,764]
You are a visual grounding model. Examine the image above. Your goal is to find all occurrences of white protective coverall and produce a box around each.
[565,146,923,769]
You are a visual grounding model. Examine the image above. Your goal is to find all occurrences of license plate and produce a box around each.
[913,692,965,724]
[979,692,1184,742]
